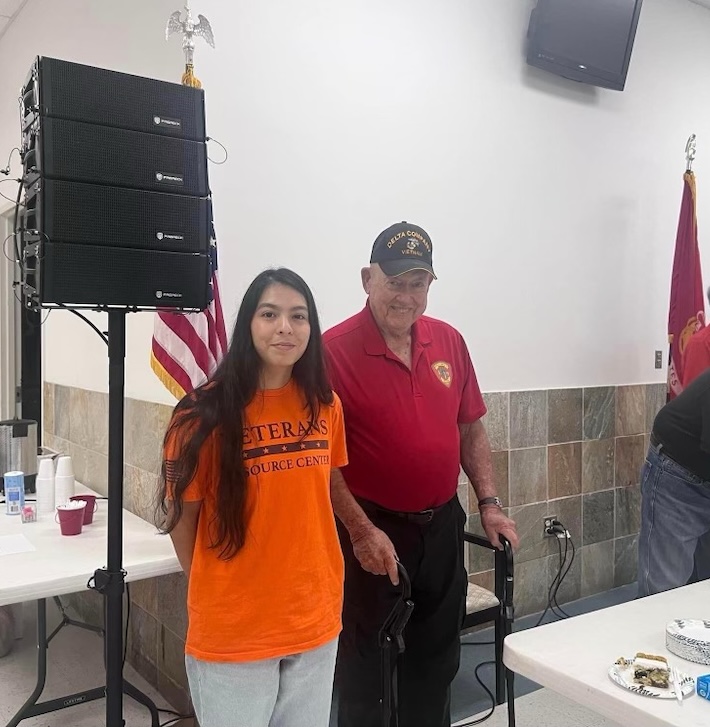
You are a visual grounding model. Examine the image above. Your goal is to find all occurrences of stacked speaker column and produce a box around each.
[20,56,212,311]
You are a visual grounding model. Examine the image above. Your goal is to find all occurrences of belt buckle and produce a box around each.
[419,508,434,523]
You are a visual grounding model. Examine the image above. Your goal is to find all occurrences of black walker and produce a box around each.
[379,562,414,727]
[378,547,516,727]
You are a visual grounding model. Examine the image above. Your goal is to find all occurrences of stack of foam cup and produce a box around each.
[54,456,75,507]
[35,457,55,515]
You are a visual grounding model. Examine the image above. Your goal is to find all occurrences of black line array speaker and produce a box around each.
[20,56,213,310]
[31,242,211,308]
[24,179,211,254]
[25,56,207,140]
[24,118,210,196]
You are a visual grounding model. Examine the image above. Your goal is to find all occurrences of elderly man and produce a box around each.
[324,222,518,727]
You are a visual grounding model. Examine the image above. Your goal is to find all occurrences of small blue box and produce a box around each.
[4,471,24,516]
[697,674,710,700]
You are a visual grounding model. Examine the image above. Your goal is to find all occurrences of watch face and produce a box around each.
[480,497,502,508]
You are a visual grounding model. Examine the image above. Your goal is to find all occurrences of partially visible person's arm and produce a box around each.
[682,337,710,388]
[167,500,202,578]
[330,467,400,585]
[459,420,519,550]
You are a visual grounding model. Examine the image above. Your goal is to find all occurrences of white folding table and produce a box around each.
[0,485,181,726]
[504,581,710,727]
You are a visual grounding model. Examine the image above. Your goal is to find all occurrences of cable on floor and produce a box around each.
[454,657,498,725]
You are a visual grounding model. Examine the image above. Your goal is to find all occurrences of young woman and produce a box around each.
[158,268,347,727]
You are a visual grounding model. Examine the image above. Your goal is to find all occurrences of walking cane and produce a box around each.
[379,562,414,727]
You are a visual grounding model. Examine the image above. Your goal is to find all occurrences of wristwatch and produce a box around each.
[478,496,503,509]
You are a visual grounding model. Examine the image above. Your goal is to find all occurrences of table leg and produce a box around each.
[4,599,48,727]
[50,595,103,641]
[5,598,107,726]
[5,597,179,727]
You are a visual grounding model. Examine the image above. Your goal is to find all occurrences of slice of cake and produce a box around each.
[632,652,670,689]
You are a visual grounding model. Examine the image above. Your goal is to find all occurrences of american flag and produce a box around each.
[151,242,228,399]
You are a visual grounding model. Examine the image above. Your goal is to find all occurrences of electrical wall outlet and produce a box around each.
[543,516,558,537]
[655,350,663,369]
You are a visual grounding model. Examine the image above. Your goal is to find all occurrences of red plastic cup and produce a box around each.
[55,503,86,536]
[70,495,98,524]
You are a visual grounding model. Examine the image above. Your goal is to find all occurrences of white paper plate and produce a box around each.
[666,619,710,665]
[608,657,694,699]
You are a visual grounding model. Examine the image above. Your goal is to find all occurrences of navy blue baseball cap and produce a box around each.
[370,222,436,278]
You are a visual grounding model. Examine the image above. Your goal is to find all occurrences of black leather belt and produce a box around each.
[358,497,449,525]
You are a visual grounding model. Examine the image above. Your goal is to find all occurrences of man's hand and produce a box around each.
[480,506,519,551]
[329,469,400,585]
[350,525,400,585]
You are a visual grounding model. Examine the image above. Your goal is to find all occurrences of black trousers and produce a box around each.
[335,496,468,727]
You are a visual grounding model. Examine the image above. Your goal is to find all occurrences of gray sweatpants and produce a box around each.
[185,637,338,727]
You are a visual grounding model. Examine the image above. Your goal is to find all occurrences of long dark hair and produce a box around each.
[158,268,333,559]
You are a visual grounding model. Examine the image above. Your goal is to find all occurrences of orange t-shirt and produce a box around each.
[167,380,347,662]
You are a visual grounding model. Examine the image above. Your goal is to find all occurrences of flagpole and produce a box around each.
[153,3,227,399]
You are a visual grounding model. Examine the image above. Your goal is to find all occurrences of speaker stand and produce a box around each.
[92,308,159,727]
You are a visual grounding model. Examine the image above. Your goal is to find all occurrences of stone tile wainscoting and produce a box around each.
[43,381,667,709]
[462,384,667,617]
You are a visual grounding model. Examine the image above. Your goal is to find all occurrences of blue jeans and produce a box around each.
[185,638,338,727]
[638,442,710,597]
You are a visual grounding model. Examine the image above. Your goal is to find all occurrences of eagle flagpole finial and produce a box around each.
[686,134,697,173]
[165,1,215,88]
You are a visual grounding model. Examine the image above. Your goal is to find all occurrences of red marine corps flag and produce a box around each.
[667,135,705,399]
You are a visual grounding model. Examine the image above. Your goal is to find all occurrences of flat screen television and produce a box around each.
[526,0,644,91]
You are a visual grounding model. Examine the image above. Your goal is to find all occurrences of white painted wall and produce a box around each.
[0,0,708,403]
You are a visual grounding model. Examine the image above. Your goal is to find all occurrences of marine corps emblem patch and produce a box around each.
[431,361,452,388]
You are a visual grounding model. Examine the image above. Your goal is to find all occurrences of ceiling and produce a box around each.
[0,0,29,42]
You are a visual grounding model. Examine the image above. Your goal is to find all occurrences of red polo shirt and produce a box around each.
[683,326,710,387]
[323,305,486,512]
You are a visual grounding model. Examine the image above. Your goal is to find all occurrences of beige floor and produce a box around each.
[453,689,621,727]
[1,599,621,727]
[0,599,183,727]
